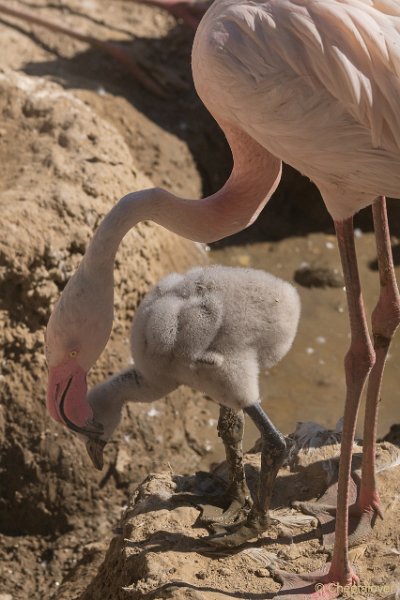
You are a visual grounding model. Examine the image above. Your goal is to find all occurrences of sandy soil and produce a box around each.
[60,436,400,600]
[0,1,399,599]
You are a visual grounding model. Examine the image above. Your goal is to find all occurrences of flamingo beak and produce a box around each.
[86,438,107,470]
[47,363,104,438]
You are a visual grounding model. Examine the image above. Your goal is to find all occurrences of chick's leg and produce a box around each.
[207,403,287,547]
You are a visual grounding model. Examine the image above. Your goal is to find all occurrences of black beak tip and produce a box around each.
[85,438,106,471]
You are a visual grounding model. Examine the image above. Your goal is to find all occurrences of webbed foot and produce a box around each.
[204,508,270,548]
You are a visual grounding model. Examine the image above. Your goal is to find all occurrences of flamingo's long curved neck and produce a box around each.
[49,123,281,372]
[85,121,281,273]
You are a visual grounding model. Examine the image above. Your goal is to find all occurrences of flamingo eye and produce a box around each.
[69,350,78,358]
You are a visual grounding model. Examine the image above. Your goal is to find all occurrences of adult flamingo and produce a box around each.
[45,0,400,597]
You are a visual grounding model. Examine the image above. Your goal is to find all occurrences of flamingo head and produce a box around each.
[45,348,104,441]
[45,279,114,456]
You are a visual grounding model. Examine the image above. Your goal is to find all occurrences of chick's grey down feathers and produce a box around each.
[88,265,300,428]
[132,265,300,408]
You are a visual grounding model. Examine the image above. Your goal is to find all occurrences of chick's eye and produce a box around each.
[69,350,78,358]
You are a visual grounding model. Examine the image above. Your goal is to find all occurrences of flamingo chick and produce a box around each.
[47,262,300,541]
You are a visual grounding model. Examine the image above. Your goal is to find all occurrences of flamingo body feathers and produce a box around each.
[193,0,400,219]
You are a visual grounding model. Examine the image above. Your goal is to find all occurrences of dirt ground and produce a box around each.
[65,436,400,600]
[0,1,399,599]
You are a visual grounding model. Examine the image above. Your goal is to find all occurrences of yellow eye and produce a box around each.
[69,350,77,358]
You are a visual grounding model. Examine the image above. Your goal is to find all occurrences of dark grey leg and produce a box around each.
[245,404,287,526]
[202,406,252,526]
[218,407,249,503]
[206,403,287,547]
[201,406,252,526]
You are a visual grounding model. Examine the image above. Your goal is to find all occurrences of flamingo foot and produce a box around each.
[271,564,359,599]
[347,506,382,546]
[293,477,355,548]
[293,477,383,548]
[199,494,252,527]
[204,508,269,548]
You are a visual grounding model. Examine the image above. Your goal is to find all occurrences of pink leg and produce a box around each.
[356,197,400,526]
[294,201,399,549]
[273,218,375,598]
[328,218,375,583]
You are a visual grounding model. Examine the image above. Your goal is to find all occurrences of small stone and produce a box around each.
[294,263,344,288]
[196,571,207,580]
[237,254,251,267]
[57,132,71,148]
[254,568,270,578]
[217,567,231,576]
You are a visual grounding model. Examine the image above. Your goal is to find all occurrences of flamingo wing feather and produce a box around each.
[197,0,400,151]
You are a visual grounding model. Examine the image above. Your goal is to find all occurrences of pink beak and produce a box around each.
[47,360,103,438]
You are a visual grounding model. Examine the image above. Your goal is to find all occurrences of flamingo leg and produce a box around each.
[327,217,375,582]
[353,196,400,540]
[200,406,252,526]
[206,403,287,547]
[272,217,374,598]
[294,199,400,550]
[217,406,253,521]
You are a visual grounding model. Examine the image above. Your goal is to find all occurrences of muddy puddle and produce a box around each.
[207,230,400,461]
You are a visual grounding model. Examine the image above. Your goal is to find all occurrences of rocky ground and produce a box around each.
[0,1,399,599]
[57,433,400,600]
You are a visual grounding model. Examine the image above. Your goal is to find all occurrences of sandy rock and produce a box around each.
[76,441,400,600]
[0,68,214,597]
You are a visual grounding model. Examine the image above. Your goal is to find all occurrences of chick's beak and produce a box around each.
[86,437,107,470]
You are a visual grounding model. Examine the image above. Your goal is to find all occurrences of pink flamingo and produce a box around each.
[45,0,400,597]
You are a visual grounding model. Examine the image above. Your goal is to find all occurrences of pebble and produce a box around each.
[237,255,251,267]
[196,571,207,580]
[254,568,270,578]
[294,263,344,288]
[147,407,160,417]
